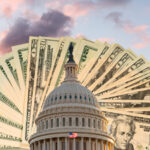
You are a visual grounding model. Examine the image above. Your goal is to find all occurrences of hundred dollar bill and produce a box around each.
[103,109,150,149]
[85,43,125,91]
[93,50,136,94]
[29,37,61,134]
[96,56,147,96]
[12,43,28,98]
[22,36,39,142]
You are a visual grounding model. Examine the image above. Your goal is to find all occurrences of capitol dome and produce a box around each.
[29,43,114,150]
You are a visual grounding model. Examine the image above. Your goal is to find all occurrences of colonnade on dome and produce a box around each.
[30,136,114,150]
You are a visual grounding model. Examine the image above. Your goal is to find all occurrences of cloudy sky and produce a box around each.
[0,0,150,61]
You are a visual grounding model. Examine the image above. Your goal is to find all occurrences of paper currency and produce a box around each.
[96,56,147,96]
[12,43,28,98]
[0,36,149,149]
[84,44,125,91]
[22,37,39,142]
[29,37,61,134]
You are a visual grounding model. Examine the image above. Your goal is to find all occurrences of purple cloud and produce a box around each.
[105,12,125,27]
[0,10,73,54]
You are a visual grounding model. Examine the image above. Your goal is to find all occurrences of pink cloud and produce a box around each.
[46,1,95,19]
[75,34,87,39]
[23,9,40,22]
[63,3,92,18]
[97,38,114,43]
[124,24,150,49]
[0,0,23,17]
[0,30,8,40]
[106,12,150,49]
[133,43,147,49]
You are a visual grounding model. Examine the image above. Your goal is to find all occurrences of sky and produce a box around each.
[0,0,150,61]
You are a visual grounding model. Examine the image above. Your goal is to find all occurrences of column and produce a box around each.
[111,143,114,150]
[106,141,108,150]
[65,137,68,150]
[88,138,91,150]
[73,138,76,150]
[43,139,46,150]
[81,137,84,150]
[50,138,53,150]
[101,140,104,150]
[96,139,98,150]
[38,141,41,150]
[34,142,37,150]
[30,144,33,150]
[57,138,60,150]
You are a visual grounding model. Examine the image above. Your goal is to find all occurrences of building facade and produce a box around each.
[29,44,114,150]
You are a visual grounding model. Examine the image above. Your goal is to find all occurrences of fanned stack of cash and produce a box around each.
[0,36,150,149]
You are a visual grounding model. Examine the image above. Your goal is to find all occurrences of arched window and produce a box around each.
[69,117,72,126]
[42,121,44,130]
[46,120,48,129]
[88,118,91,127]
[75,117,79,126]
[56,118,59,127]
[51,119,53,128]
[93,119,96,128]
[98,120,100,129]
[64,95,67,99]
[69,95,72,99]
[63,118,65,126]
[75,95,77,99]
[82,118,85,127]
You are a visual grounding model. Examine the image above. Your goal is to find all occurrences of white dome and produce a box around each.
[43,80,99,110]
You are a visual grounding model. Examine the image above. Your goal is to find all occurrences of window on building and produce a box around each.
[64,95,67,99]
[88,119,91,127]
[46,120,48,129]
[69,117,72,126]
[56,118,59,127]
[98,120,100,129]
[69,95,72,99]
[93,119,96,128]
[82,118,85,127]
[75,95,77,99]
[51,119,53,128]
[42,121,44,130]
[63,118,65,126]
[76,117,79,126]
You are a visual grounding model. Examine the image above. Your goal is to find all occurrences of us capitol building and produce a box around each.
[29,44,114,150]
